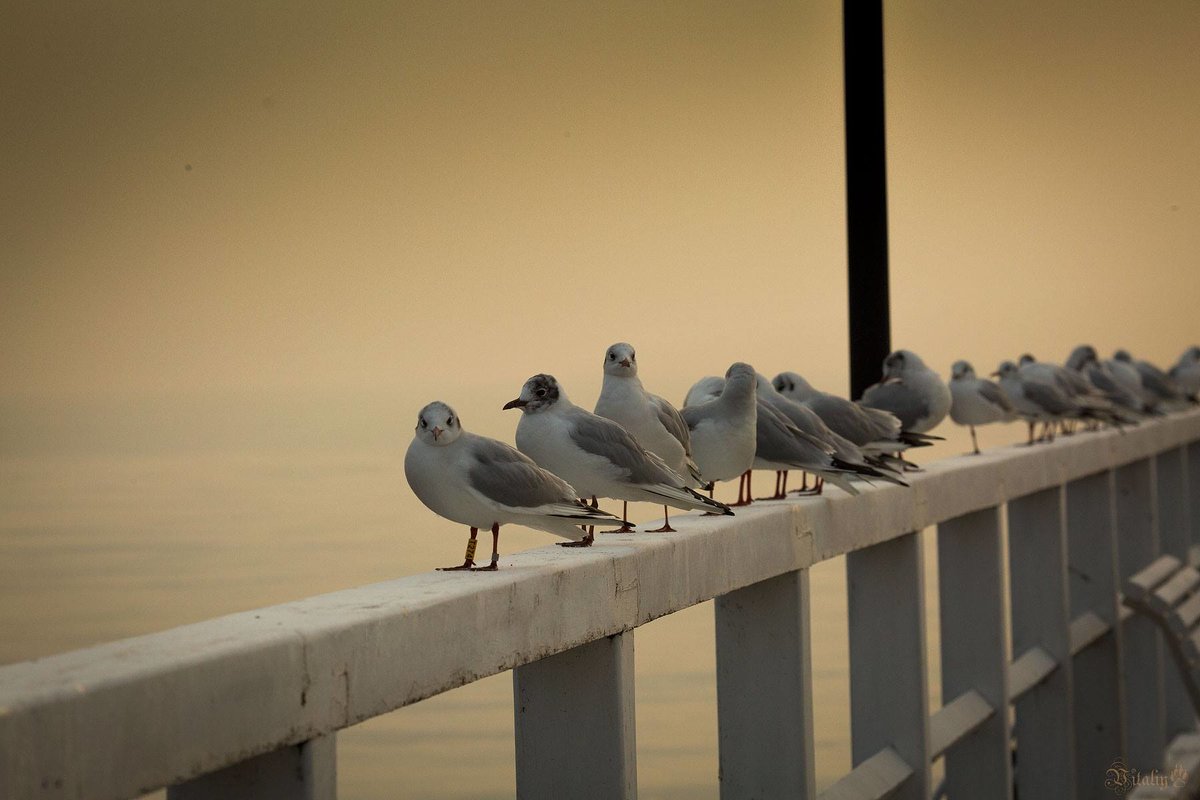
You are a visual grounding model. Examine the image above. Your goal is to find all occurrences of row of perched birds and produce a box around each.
[406,343,1200,571]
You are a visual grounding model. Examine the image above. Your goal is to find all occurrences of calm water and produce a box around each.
[0,396,1013,798]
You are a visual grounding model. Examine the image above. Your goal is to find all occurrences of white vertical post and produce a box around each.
[714,569,816,800]
[167,735,336,800]
[847,532,930,800]
[513,632,637,800]
[1065,470,1126,792]
[1156,447,1196,737]
[1115,458,1166,771]
[1008,486,1076,798]
[937,507,1011,799]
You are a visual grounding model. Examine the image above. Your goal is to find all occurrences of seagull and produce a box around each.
[594,342,704,529]
[772,371,940,454]
[405,402,617,570]
[1105,350,1159,413]
[994,361,1072,444]
[1170,346,1200,399]
[1115,349,1189,410]
[686,373,903,498]
[754,372,906,496]
[504,374,732,536]
[859,349,952,435]
[679,362,758,506]
[948,360,1015,454]
[1065,345,1149,415]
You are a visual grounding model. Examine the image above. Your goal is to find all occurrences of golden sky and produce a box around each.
[2,1,1197,432]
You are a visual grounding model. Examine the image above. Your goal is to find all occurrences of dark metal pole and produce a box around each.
[844,0,891,399]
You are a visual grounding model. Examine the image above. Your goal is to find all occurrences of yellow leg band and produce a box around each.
[464,539,478,562]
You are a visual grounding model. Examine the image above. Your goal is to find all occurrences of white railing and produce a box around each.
[2,409,1199,800]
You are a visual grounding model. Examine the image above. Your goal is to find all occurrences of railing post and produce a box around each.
[1115,458,1166,771]
[714,569,815,800]
[937,506,1011,799]
[513,632,637,800]
[1066,470,1127,792]
[167,735,336,800]
[1008,486,1076,798]
[846,531,930,800]
[1157,447,1196,737]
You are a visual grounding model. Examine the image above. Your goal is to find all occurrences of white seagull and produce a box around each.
[504,374,732,536]
[679,363,758,506]
[405,401,617,570]
[948,360,1015,454]
[859,349,952,435]
[594,342,704,528]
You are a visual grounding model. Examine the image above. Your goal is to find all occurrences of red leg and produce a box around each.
[646,505,676,533]
[471,523,501,571]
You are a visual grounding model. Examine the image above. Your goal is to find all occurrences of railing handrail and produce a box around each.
[3,409,1199,800]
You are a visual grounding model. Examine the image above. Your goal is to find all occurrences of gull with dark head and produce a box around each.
[773,371,940,454]
[505,374,732,536]
[859,349,952,435]
[405,401,617,571]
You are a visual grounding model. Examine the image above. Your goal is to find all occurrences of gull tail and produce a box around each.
[642,484,734,516]
[830,457,909,488]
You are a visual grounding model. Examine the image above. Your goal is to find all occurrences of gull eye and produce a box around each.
[609,353,615,360]
[536,388,547,397]
[446,416,453,426]
[420,419,427,428]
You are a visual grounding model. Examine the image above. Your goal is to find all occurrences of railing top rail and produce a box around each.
[3,408,1199,800]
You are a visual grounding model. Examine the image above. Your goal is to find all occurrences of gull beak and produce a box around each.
[989,371,1001,378]
[503,398,527,410]
[431,426,443,441]
[619,359,631,368]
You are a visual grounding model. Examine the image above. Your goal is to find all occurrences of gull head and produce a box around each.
[504,374,562,414]
[1114,349,1133,363]
[883,349,924,379]
[772,371,815,400]
[1185,346,1200,362]
[994,361,1019,380]
[603,342,638,376]
[415,401,462,446]
[1066,345,1098,370]
[727,362,756,383]
[950,360,976,380]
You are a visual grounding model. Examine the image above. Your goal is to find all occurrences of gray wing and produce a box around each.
[808,394,878,445]
[756,401,833,467]
[567,408,681,486]
[468,436,579,509]
[1022,381,1075,415]
[649,393,692,455]
[1137,362,1181,399]
[978,380,1015,412]
[860,381,928,430]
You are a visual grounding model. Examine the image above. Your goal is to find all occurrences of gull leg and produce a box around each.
[732,470,753,506]
[757,470,785,501]
[970,426,980,455]
[471,524,501,571]
[1025,421,1035,445]
[558,527,595,548]
[814,476,825,495]
[439,527,478,571]
[646,505,676,533]
[606,500,636,533]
